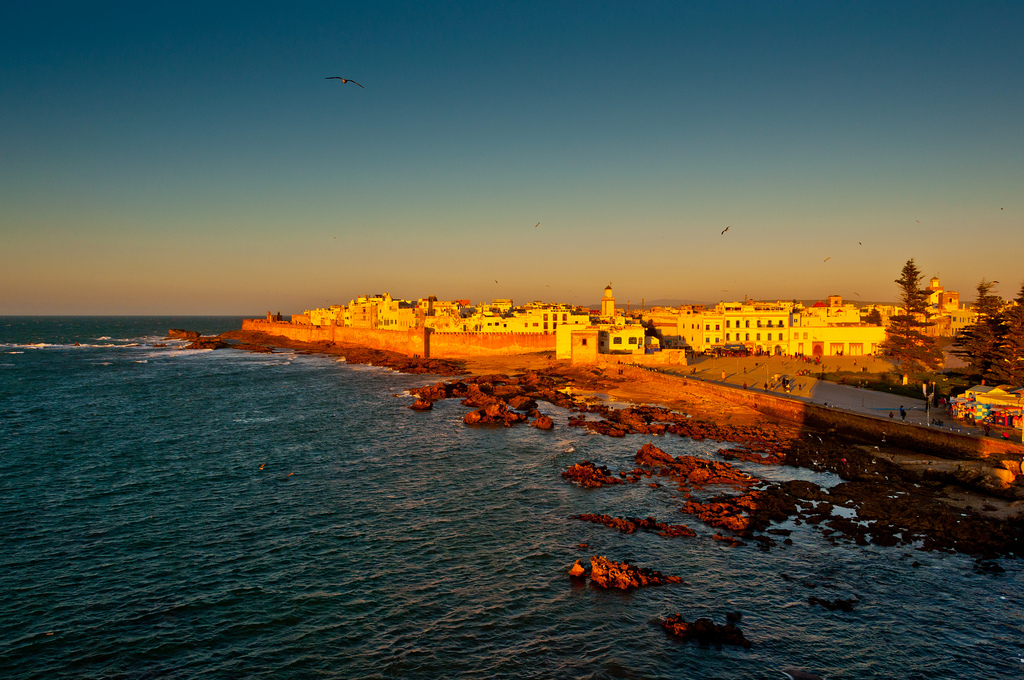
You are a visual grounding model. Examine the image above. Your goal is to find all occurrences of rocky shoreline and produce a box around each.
[174,328,1022,652]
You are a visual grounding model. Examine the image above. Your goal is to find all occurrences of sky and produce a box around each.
[2,1,1022,314]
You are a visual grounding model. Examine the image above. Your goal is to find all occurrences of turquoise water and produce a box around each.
[1,317,1022,679]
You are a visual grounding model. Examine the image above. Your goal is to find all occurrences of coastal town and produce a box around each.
[236,274,1023,438]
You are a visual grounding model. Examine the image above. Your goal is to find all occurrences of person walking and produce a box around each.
[899,405,906,422]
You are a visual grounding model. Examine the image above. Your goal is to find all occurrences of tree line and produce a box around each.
[879,258,1024,384]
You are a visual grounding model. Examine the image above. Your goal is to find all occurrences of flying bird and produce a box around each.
[823,257,831,262]
[326,77,364,87]
[534,222,540,228]
[721,226,730,235]
[858,241,862,245]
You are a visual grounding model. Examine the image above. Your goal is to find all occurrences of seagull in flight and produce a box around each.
[721,226,730,235]
[326,77,364,87]
[534,222,540,228]
[823,257,831,262]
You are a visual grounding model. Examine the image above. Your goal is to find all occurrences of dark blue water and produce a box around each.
[2,317,1022,679]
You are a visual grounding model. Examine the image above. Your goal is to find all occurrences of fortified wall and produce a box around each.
[618,366,1024,491]
[428,331,555,358]
[239,320,556,359]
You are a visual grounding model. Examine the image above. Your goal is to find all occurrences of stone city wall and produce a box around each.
[427,331,556,358]
[241,320,428,357]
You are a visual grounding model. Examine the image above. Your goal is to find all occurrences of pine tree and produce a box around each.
[988,282,1024,385]
[879,259,942,372]
[952,280,1004,379]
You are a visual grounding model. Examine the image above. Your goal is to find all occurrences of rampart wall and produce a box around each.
[240,320,428,357]
[427,331,555,357]
[239,320,555,358]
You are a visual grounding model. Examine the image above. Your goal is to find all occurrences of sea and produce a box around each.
[1,316,1022,679]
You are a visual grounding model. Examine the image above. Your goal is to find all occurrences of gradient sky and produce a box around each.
[2,1,1022,314]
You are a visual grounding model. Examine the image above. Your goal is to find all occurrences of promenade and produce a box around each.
[680,353,1005,439]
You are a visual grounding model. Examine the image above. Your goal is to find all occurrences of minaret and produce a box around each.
[601,283,615,318]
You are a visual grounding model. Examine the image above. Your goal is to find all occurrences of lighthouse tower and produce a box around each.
[601,284,615,319]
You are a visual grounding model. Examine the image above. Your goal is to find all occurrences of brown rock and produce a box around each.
[561,461,623,488]
[660,614,751,647]
[409,398,433,411]
[167,329,201,340]
[588,555,682,590]
[533,415,554,430]
[569,560,586,577]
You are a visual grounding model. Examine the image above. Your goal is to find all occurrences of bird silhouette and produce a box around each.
[823,257,831,262]
[858,241,862,245]
[534,222,540,228]
[721,226,730,235]
[326,77,364,87]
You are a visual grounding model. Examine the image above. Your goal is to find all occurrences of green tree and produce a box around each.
[988,282,1024,385]
[952,280,1004,380]
[879,259,942,372]
[864,307,882,326]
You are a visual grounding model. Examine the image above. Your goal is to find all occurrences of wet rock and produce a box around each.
[808,596,859,612]
[660,614,751,647]
[186,337,230,350]
[561,461,623,488]
[569,559,586,577]
[167,329,201,340]
[409,398,433,411]
[532,415,554,430]
[588,556,682,589]
[574,513,695,538]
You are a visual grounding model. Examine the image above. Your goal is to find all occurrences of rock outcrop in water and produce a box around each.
[561,461,622,487]
[574,513,696,537]
[588,556,682,589]
[659,614,752,647]
[185,337,230,350]
[167,329,201,340]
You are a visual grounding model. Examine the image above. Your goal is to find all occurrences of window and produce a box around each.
[745,320,750,328]
[628,337,638,344]
[767,333,772,341]
[705,324,710,331]
[613,337,622,345]
[543,322,548,330]
[562,314,567,322]
[715,324,720,331]
[745,333,750,341]
[767,320,773,327]
[726,333,731,341]
[725,320,731,328]
[581,339,587,346]
[756,333,761,341]
[757,320,762,327]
